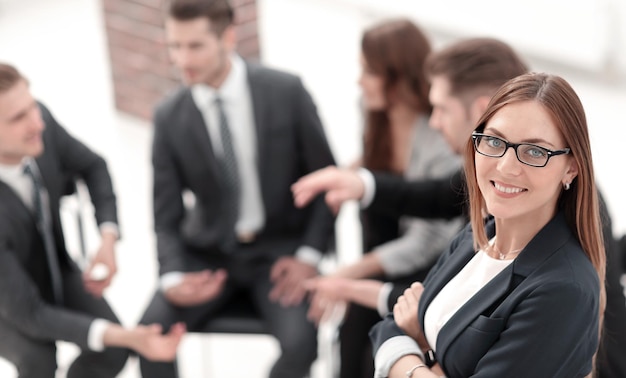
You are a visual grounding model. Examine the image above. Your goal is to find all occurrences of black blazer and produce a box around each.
[0,103,118,349]
[369,169,466,220]
[152,62,335,274]
[371,212,599,378]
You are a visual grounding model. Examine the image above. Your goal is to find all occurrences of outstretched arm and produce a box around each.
[103,322,186,362]
[293,166,467,220]
[292,166,365,214]
[369,170,466,220]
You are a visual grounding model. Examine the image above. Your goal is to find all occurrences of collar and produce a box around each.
[0,157,32,181]
[191,54,247,108]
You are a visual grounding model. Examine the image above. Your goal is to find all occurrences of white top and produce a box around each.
[424,247,513,351]
[369,117,462,278]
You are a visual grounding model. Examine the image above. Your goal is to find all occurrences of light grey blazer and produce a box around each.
[373,116,464,278]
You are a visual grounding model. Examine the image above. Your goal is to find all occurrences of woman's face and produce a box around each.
[358,55,386,111]
[475,101,578,225]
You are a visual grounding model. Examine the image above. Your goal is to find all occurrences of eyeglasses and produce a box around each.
[472,132,570,168]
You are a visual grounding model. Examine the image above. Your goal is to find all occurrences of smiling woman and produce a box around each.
[472,100,579,230]
[370,72,605,378]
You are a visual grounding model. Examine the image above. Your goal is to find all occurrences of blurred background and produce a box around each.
[0,0,625,376]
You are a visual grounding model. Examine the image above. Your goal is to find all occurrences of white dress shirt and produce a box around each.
[191,54,265,235]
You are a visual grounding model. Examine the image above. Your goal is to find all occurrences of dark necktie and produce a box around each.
[23,163,64,304]
[215,96,240,249]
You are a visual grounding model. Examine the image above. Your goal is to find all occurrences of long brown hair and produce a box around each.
[463,72,605,310]
[361,19,431,172]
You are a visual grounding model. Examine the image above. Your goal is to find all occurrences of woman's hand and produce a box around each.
[393,282,430,350]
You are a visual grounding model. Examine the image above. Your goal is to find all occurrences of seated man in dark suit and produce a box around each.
[138,1,336,377]
[0,62,184,378]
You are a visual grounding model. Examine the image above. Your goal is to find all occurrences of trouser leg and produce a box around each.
[63,267,129,378]
[0,319,57,378]
[251,277,317,378]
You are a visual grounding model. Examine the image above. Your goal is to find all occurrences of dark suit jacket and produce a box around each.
[152,62,335,274]
[369,169,466,220]
[372,169,467,308]
[371,212,599,378]
[0,103,118,349]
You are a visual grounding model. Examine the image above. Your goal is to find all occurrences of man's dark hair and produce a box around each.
[0,62,25,94]
[425,38,529,102]
[166,0,234,36]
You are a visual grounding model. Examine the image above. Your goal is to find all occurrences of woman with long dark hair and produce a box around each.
[371,73,605,378]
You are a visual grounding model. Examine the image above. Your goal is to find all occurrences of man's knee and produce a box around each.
[13,343,57,378]
[139,291,174,326]
[67,347,130,378]
[98,347,130,374]
[278,326,318,366]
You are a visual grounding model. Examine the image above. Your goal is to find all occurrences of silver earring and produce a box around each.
[563,182,571,191]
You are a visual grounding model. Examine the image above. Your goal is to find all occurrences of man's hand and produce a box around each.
[130,322,186,362]
[304,276,347,325]
[307,291,347,326]
[393,282,429,350]
[291,166,365,214]
[269,256,317,307]
[304,276,353,302]
[83,232,117,297]
[164,270,228,307]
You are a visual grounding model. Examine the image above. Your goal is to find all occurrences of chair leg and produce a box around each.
[316,302,347,378]
[176,334,213,378]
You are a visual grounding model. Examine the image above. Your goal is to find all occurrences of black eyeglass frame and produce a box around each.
[471,132,571,168]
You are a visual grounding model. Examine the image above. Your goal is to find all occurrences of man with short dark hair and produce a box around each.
[0,62,184,378]
[138,1,336,377]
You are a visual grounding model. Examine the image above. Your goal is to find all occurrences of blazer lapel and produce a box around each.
[419,238,475,314]
[0,181,34,223]
[432,212,573,359]
[246,63,270,194]
[435,265,514,356]
[179,90,222,177]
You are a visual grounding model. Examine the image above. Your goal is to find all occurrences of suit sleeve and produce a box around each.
[151,108,188,274]
[40,104,118,228]
[0,242,94,349]
[369,169,466,220]
[372,228,469,369]
[292,78,336,252]
[370,313,423,378]
[596,189,626,376]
